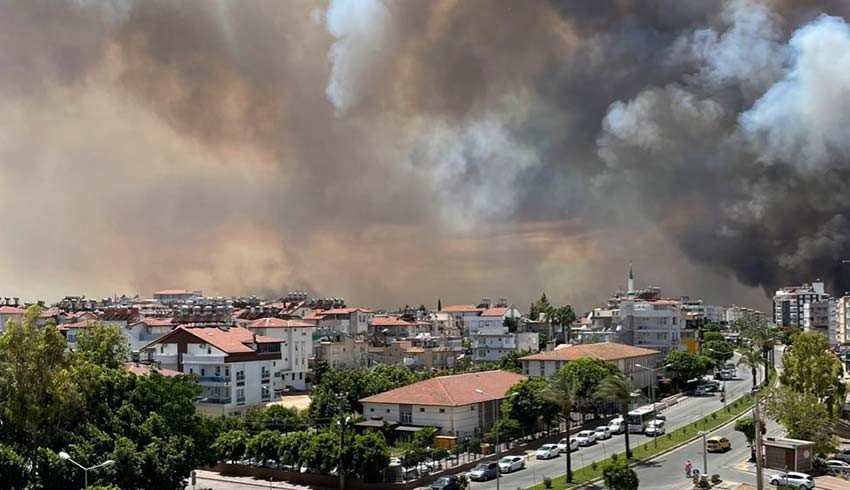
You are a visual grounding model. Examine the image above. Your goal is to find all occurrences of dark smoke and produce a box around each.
[1,0,849,309]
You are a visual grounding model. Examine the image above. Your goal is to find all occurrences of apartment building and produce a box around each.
[246,317,313,390]
[143,325,286,416]
[152,289,203,304]
[833,296,850,346]
[0,305,26,334]
[308,307,373,336]
[369,336,464,370]
[614,299,683,353]
[773,282,829,328]
[471,326,539,362]
[313,334,368,369]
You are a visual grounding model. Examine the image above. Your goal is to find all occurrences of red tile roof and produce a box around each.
[152,326,280,354]
[248,317,314,328]
[321,308,373,315]
[360,370,525,406]
[125,362,181,377]
[137,317,175,327]
[301,313,325,321]
[60,320,97,330]
[480,307,510,317]
[371,316,413,327]
[0,306,26,315]
[440,305,481,313]
[519,342,659,362]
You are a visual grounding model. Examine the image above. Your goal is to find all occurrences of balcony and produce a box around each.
[198,397,232,405]
[199,375,230,384]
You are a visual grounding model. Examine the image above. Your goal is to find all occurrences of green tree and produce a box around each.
[411,427,437,450]
[351,432,390,482]
[740,319,778,366]
[487,417,522,443]
[664,349,711,386]
[73,323,130,369]
[594,373,635,459]
[502,378,559,430]
[702,332,725,343]
[498,349,530,373]
[780,331,846,414]
[212,430,250,463]
[246,430,285,466]
[0,443,28,490]
[767,388,836,455]
[702,340,734,367]
[278,431,311,468]
[737,348,765,392]
[552,305,576,344]
[602,459,639,490]
[545,367,578,482]
[529,293,552,322]
[734,417,759,462]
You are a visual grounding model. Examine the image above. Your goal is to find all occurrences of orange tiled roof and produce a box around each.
[360,370,525,406]
[248,317,313,328]
[152,326,280,354]
[124,362,181,377]
[480,307,510,317]
[440,304,481,313]
[519,342,659,362]
[137,317,174,327]
[0,306,26,315]
[372,316,412,327]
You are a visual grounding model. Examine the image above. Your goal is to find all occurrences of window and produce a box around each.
[386,409,390,413]
[201,368,206,376]
[420,407,425,412]
[160,345,165,354]
[207,347,212,354]
[471,406,475,411]
[215,366,221,376]
[370,408,374,412]
[439,408,445,413]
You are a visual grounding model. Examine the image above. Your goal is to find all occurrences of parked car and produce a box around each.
[498,456,525,473]
[724,362,736,371]
[768,471,815,489]
[825,459,850,472]
[705,436,731,453]
[469,462,499,481]
[645,420,665,436]
[416,460,442,474]
[594,426,612,440]
[535,444,561,460]
[430,476,460,490]
[557,437,579,452]
[833,448,850,463]
[575,430,597,446]
[608,418,626,434]
[655,413,667,421]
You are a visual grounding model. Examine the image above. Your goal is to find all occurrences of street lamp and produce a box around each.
[698,431,708,477]
[337,416,351,490]
[634,363,671,447]
[58,451,114,489]
[475,390,517,490]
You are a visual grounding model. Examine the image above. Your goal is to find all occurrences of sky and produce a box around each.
[3,0,850,312]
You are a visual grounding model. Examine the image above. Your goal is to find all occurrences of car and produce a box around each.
[430,476,460,490]
[498,456,525,473]
[825,459,850,472]
[535,444,561,460]
[468,462,499,481]
[594,426,612,440]
[645,420,665,436]
[655,413,667,421]
[575,430,597,446]
[724,362,736,371]
[416,460,442,474]
[695,386,709,396]
[768,471,815,489]
[833,448,850,463]
[705,436,731,453]
[557,437,579,452]
[608,418,626,434]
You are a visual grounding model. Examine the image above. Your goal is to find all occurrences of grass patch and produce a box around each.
[528,367,777,490]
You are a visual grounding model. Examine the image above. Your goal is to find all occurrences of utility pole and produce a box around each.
[753,387,764,490]
[699,431,708,477]
[338,416,350,490]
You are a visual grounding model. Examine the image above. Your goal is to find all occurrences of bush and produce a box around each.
[602,459,638,490]
[591,461,598,471]
[711,413,718,420]
[711,474,721,484]
[543,476,553,489]
[457,474,469,490]
[611,453,618,461]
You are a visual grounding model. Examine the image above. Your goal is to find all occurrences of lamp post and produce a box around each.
[475,390,516,490]
[753,386,764,490]
[634,363,671,447]
[58,451,114,489]
[698,431,708,477]
[337,416,351,490]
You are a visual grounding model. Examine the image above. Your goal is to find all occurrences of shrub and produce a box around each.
[711,474,721,484]
[602,459,638,490]
[711,413,718,420]
[591,461,598,471]
[543,476,552,489]
[611,453,618,461]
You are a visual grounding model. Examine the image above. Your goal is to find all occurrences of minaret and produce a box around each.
[628,263,635,294]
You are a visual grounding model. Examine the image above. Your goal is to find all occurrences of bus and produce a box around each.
[627,405,657,433]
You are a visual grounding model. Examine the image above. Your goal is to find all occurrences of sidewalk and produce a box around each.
[192,469,330,490]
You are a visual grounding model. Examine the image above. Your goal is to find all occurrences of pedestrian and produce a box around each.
[685,460,693,478]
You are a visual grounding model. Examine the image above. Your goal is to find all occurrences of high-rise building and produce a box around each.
[772,282,829,328]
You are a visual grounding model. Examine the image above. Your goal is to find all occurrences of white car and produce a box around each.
[826,459,850,471]
[608,418,625,434]
[645,420,665,436]
[768,471,815,489]
[575,430,597,446]
[535,444,561,460]
[557,437,579,452]
[594,426,612,440]
[498,455,525,473]
[833,448,850,463]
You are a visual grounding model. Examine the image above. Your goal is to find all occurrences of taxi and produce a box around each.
[706,436,731,453]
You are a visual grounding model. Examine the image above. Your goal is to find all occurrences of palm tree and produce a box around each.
[554,305,577,344]
[740,319,778,367]
[595,372,635,459]
[545,368,578,483]
[737,347,765,392]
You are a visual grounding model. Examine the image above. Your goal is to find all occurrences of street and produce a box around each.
[467,354,762,490]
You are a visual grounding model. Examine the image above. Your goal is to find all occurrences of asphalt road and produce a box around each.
[467,354,762,490]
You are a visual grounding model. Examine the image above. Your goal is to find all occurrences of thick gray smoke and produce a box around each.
[2,0,850,309]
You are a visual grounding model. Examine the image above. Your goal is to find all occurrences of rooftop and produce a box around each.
[480,307,510,317]
[519,342,660,362]
[149,326,280,354]
[0,306,26,315]
[248,317,314,328]
[360,370,525,406]
[440,304,481,313]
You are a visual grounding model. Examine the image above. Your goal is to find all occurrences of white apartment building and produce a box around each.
[614,299,683,352]
[440,304,485,334]
[773,282,829,328]
[246,317,313,389]
[126,317,174,354]
[143,325,286,416]
[704,305,726,325]
[307,308,373,336]
[152,289,203,304]
[465,304,523,335]
[471,326,539,362]
[830,296,850,346]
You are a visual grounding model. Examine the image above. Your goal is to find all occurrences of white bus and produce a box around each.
[627,405,657,433]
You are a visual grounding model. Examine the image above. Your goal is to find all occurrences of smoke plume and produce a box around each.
[2,0,850,309]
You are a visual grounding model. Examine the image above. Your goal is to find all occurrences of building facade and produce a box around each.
[773,282,829,328]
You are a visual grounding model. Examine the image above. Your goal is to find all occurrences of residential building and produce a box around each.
[440,304,484,334]
[313,334,368,369]
[126,317,175,354]
[806,299,833,337]
[358,370,525,437]
[773,282,829,328]
[725,305,765,324]
[518,342,661,389]
[371,316,431,340]
[369,336,464,370]
[142,325,286,416]
[0,305,26,334]
[309,308,373,336]
[464,300,522,335]
[152,289,203,304]
[614,298,683,352]
[704,305,726,325]
[833,296,850,346]
[471,326,538,362]
[246,317,313,390]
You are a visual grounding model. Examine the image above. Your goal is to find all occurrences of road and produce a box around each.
[467,354,763,490]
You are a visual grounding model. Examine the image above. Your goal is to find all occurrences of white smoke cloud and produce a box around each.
[324,0,390,114]
[740,15,850,167]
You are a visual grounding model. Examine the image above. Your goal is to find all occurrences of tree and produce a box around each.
[487,418,522,443]
[529,293,552,322]
[602,459,639,490]
[767,388,836,455]
[212,430,250,463]
[734,417,759,462]
[740,319,778,366]
[351,432,390,482]
[552,305,576,344]
[737,348,765,392]
[411,427,437,450]
[780,331,846,415]
[664,350,711,387]
[702,332,725,343]
[0,443,28,490]
[498,349,530,373]
[594,373,635,459]
[502,378,559,430]
[246,430,285,466]
[562,358,620,420]
[279,432,310,469]
[73,323,130,369]
[702,340,734,367]
[545,368,578,482]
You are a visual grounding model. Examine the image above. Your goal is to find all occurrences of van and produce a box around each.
[608,418,625,434]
